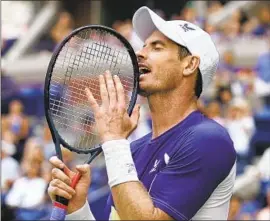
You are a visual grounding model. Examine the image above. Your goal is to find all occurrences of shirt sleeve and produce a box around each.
[149,125,236,220]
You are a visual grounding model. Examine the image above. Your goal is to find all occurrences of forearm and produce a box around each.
[112,181,162,220]
[103,139,172,220]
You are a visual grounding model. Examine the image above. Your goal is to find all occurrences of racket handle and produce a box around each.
[50,202,67,220]
[50,173,81,220]
[71,173,81,188]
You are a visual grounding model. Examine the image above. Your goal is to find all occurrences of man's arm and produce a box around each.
[101,139,173,220]
[84,73,172,220]
[111,182,173,220]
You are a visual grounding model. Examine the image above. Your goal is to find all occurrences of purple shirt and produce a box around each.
[104,110,236,220]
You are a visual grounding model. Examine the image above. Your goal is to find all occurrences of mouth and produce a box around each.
[139,64,151,75]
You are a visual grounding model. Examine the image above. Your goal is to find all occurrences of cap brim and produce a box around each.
[132,6,186,47]
[132,6,164,42]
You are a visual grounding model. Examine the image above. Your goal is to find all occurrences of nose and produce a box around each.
[136,47,147,62]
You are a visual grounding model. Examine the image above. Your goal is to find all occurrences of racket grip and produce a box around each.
[50,202,67,220]
[50,173,81,220]
[71,173,81,188]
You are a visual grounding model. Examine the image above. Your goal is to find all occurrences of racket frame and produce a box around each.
[45,25,140,220]
[44,25,140,157]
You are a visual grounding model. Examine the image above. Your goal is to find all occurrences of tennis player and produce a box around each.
[48,6,236,220]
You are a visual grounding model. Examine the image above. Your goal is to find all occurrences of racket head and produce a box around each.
[44,25,139,155]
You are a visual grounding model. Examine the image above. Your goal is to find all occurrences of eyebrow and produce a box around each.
[143,40,166,48]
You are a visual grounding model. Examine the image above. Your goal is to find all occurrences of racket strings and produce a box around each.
[49,28,135,151]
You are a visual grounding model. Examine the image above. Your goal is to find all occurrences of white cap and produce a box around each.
[132,6,219,91]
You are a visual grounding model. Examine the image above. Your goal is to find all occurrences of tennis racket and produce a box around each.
[44,25,139,220]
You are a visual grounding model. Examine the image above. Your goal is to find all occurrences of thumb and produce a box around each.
[75,164,91,177]
[69,164,91,189]
[130,104,140,128]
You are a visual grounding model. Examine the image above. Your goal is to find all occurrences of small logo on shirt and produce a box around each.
[149,159,160,174]
[179,23,196,32]
[164,153,170,165]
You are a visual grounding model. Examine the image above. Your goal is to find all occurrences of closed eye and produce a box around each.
[153,46,164,51]
[143,40,166,50]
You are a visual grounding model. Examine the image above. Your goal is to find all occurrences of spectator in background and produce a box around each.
[216,85,233,117]
[206,100,225,126]
[226,97,255,173]
[204,21,221,43]
[2,100,30,163]
[112,19,143,51]
[235,68,270,112]
[219,50,239,74]
[253,7,270,36]
[242,17,260,35]
[233,148,270,203]
[223,19,241,40]
[5,159,48,220]
[1,69,18,114]
[36,11,74,52]
[21,137,44,172]
[207,1,223,15]
[181,7,199,25]
[1,139,21,193]
[1,100,30,142]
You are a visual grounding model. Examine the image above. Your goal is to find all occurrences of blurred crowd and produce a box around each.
[1,1,270,220]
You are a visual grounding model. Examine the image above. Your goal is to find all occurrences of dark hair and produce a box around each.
[178,46,202,98]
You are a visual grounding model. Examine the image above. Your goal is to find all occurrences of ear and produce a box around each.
[183,55,200,76]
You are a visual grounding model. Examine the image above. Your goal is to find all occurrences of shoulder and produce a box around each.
[172,116,236,173]
[193,117,235,157]
[191,118,236,176]
[192,117,233,145]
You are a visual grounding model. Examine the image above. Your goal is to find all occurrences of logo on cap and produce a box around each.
[179,23,195,32]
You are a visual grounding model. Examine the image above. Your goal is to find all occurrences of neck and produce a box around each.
[148,90,197,139]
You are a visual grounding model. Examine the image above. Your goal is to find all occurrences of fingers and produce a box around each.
[50,179,76,199]
[114,75,126,110]
[63,165,74,177]
[51,167,72,186]
[85,88,99,113]
[49,156,75,183]
[130,104,140,128]
[49,156,65,169]
[49,156,73,177]
[99,74,109,106]
[105,71,117,108]
[48,180,75,201]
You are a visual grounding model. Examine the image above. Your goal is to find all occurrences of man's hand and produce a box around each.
[85,71,140,143]
[48,156,91,214]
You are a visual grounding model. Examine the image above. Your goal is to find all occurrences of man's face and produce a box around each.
[136,30,183,96]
